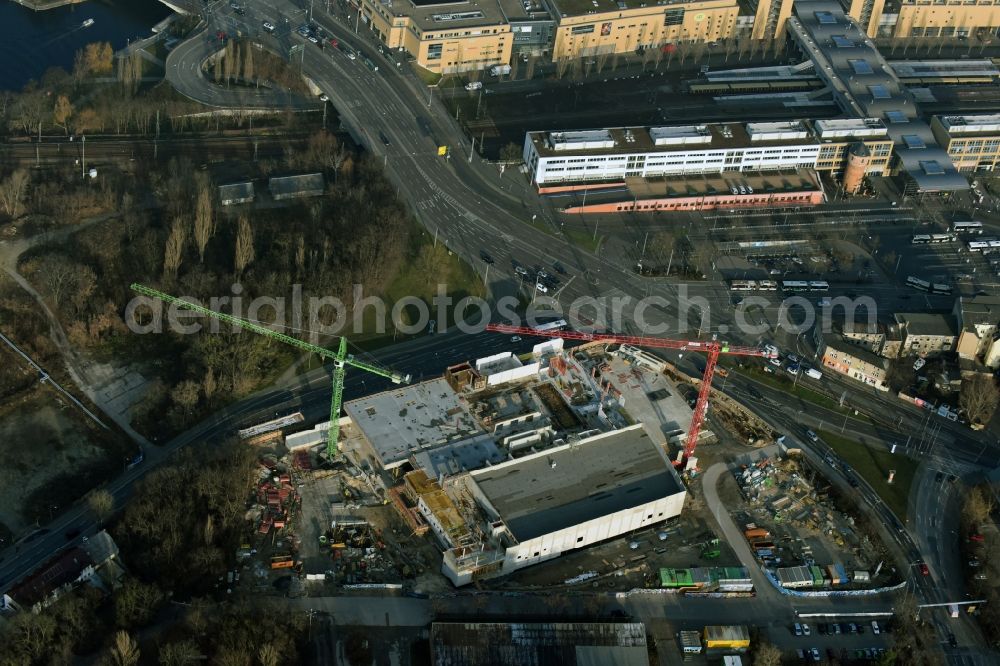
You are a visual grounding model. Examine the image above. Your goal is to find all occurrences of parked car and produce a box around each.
[920,563,930,576]
[262,20,275,32]
[480,251,494,264]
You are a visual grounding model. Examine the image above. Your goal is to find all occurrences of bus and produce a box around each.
[781,280,810,292]
[953,220,984,234]
[931,233,956,243]
[906,276,931,291]
[808,281,830,292]
[758,280,778,291]
[931,283,952,295]
[730,280,758,291]
[532,319,568,333]
[968,241,989,252]
[912,234,932,244]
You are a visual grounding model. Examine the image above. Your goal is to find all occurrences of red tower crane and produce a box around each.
[485,323,773,463]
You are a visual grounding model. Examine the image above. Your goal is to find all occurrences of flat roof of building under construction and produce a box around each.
[469,425,683,543]
[343,377,484,469]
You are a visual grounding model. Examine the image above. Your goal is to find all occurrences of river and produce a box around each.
[0,0,173,91]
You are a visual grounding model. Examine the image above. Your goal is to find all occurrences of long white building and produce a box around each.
[523,119,894,188]
[441,425,687,586]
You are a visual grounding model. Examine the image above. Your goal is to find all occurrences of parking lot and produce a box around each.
[772,618,894,663]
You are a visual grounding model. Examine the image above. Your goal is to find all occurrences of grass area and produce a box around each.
[740,366,855,415]
[411,62,442,86]
[818,430,918,521]
[564,224,603,253]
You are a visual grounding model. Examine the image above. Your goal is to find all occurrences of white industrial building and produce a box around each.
[523,122,825,186]
[441,425,687,586]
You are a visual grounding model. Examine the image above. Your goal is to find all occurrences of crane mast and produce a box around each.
[130,284,410,457]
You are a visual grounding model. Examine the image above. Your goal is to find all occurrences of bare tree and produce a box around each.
[87,489,115,522]
[106,631,139,666]
[963,484,995,528]
[243,43,255,86]
[53,95,73,135]
[0,169,30,218]
[163,218,188,281]
[258,644,279,666]
[193,183,215,263]
[960,375,999,427]
[754,642,783,666]
[234,216,255,278]
[158,640,201,666]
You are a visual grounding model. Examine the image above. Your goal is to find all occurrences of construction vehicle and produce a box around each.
[484,323,773,465]
[130,284,410,458]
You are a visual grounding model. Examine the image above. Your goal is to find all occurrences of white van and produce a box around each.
[805,368,822,380]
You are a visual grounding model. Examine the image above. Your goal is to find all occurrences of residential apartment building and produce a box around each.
[523,118,893,187]
[954,295,1000,367]
[833,312,903,357]
[815,332,890,390]
[548,0,740,61]
[930,114,1000,173]
[895,312,958,357]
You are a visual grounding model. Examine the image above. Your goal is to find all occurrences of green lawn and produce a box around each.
[411,63,442,86]
[818,430,918,521]
[740,366,855,415]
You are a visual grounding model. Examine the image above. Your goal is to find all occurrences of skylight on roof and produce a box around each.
[849,59,873,75]
[816,11,837,24]
[832,35,854,48]
[903,135,926,149]
[886,111,909,123]
[869,84,890,100]
[920,160,945,176]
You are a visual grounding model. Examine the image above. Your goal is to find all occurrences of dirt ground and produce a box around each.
[0,392,110,537]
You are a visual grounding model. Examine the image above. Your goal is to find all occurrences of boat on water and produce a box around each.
[82,19,95,28]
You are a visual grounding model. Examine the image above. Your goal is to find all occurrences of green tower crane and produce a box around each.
[130,283,410,457]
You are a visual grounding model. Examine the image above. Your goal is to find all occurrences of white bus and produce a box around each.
[758,280,778,291]
[781,280,810,292]
[808,281,830,292]
[532,319,568,333]
[968,241,990,252]
[906,276,931,291]
[730,280,758,291]
[931,283,952,295]
[953,220,984,234]
[912,234,932,244]
[930,233,955,243]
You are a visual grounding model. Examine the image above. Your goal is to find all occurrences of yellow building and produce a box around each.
[811,118,894,177]
[548,0,740,60]
[744,0,796,40]
[356,0,514,73]
[848,0,1000,39]
[930,114,1000,173]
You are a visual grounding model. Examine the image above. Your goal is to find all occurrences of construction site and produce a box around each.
[722,450,892,591]
[186,305,808,595]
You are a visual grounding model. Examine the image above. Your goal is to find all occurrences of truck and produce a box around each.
[489,64,511,76]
